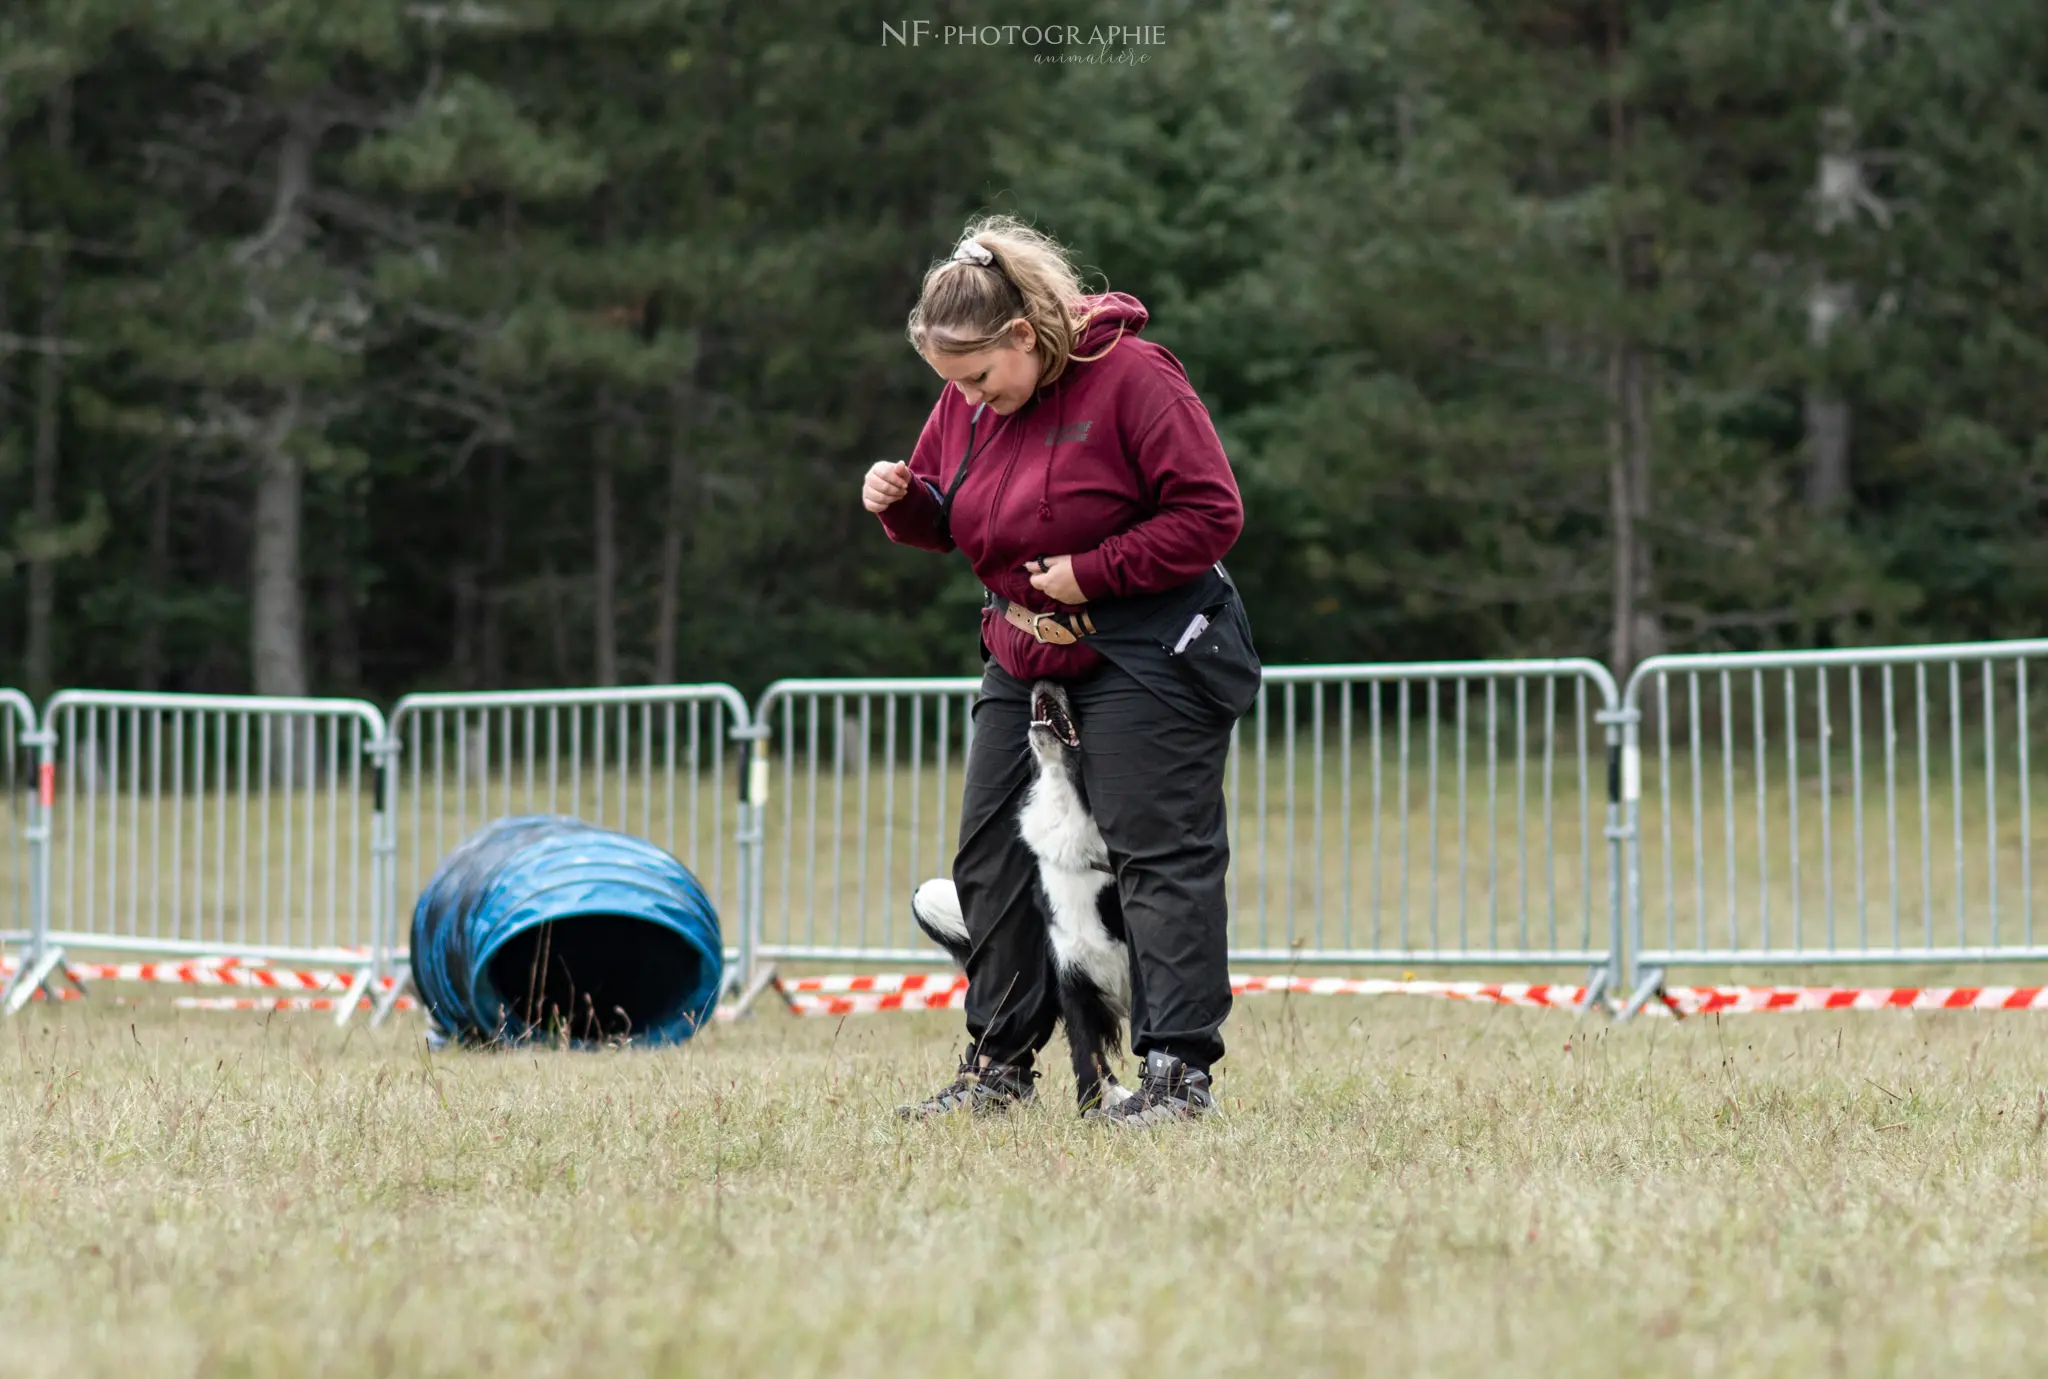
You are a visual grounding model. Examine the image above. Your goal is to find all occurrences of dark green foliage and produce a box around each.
[0,0,2040,702]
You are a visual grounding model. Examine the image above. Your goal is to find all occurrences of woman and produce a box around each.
[864,215,1260,1128]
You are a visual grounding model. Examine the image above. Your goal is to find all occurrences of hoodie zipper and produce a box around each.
[1037,381,1063,522]
[982,393,1041,600]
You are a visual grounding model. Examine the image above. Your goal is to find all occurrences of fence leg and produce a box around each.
[333,963,374,1028]
[1575,963,1611,1016]
[721,720,771,1017]
[365,734,401,1028]
[725,962,788,1020]
[1617,967,1666,1023]
[369,966,412,1027]
[4,727,58,1019]
[2,946,65,1013]
[1596,702,1639,1021]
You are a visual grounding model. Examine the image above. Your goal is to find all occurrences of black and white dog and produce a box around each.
[910,681,1134,1111]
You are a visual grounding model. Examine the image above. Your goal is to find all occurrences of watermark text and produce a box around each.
[880,21,1167,49]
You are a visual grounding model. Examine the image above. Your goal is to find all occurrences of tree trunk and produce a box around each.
[0,89,13,669]
[244,109,318,704]
[451,562,477,689]
[480,448,507,685]
[1608,328,1664,673]
[1803,388,1852,512]
[544,556,570,684]
[1623,342,1661,663]
[1805,105,1865,515]
[324,555,359,694]
[592,405,619,687]
[1605,5,1638,676]
[1599,0,1662,675]
[654,383,692,684]
[25,79,70,699]
[1607,344,1637,676]
[0,82,10,401]
[139,463,172,691]
[250,384,307,697]
[1602,3,1655,676]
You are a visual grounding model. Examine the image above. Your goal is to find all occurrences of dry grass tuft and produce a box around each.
[6,993,2048,1376]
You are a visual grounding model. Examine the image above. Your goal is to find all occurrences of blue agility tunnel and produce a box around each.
[410,816,723,1048]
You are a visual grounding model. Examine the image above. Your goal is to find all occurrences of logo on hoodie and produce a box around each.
[1045,420,1093,447]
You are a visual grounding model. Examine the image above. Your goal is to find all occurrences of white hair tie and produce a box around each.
[952,239,994,267]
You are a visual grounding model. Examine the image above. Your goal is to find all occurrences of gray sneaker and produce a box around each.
[1089,1051,1215,1128]
[896,1052,1037,1119]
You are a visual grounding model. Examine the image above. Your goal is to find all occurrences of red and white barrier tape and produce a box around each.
[172,996,419,1013]
[781,972,967,996]
[14,955,2048,1020]
[1,955,394,992]
[1658,985,2048,1015]
[789,988,966,1017]
[769,971,2048,1020]
[70,962,394,991]
[775,972,1594,1018]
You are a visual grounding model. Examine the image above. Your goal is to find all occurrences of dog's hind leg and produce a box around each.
[911,878,972,968]
[1045,888,1132,1112]
[1042,867,1131,1110]
[1057,967,1130,1111]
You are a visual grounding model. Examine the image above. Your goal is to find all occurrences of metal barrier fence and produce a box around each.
[385,685,756,985]
[1621,639,2048,1015]
[751,677,981,965]
[749,662,1626,1000]
[1230,664,1622,994]
[12,691,394,1018]
[0,689,43,1010]
[7,634,2044,1022]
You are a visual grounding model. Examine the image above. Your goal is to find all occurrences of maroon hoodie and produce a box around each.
[877,292,1244,681]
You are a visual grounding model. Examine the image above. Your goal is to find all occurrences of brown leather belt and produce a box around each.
[991,594,1097,646]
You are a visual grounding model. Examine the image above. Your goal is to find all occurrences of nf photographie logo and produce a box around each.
[881,21,1167,64]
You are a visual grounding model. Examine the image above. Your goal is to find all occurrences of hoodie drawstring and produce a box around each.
[1039,382,1062,521]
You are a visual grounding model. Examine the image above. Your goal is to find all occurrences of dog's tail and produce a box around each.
[911,878,971,968]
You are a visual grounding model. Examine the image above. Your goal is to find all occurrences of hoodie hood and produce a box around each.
[1016,292,1149,520]
[1071,291,1148,360]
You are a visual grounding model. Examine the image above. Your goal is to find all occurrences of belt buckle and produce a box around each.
[1026,611,1058,644]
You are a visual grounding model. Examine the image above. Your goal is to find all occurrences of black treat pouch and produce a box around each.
[1160,594,1262,721]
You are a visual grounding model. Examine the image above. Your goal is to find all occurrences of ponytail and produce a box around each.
[905,214,1115,387]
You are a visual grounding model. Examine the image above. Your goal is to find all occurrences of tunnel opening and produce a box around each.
[485,913,709,1044]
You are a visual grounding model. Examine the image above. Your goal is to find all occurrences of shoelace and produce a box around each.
[917,1065,979,1112]
[1118,1072,1184,1116]
[922,1061,1030,1111]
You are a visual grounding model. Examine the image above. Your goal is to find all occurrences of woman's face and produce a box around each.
[925,320,1041,415]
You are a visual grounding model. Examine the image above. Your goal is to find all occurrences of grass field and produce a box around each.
[8,992,2048,1377]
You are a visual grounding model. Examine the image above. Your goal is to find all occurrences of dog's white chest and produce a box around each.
[1020,760,1128,1016]
[1019,764,1107,874]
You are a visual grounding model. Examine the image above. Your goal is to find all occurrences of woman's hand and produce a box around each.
[863,461,914,514]
[1026,554,1087,605]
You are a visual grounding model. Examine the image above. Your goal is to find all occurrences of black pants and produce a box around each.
[953,658,1234,1074]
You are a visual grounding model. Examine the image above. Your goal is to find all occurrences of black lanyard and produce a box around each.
[934,402,997,547]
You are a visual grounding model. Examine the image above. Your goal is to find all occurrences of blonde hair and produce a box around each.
[906,215,1119,388]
